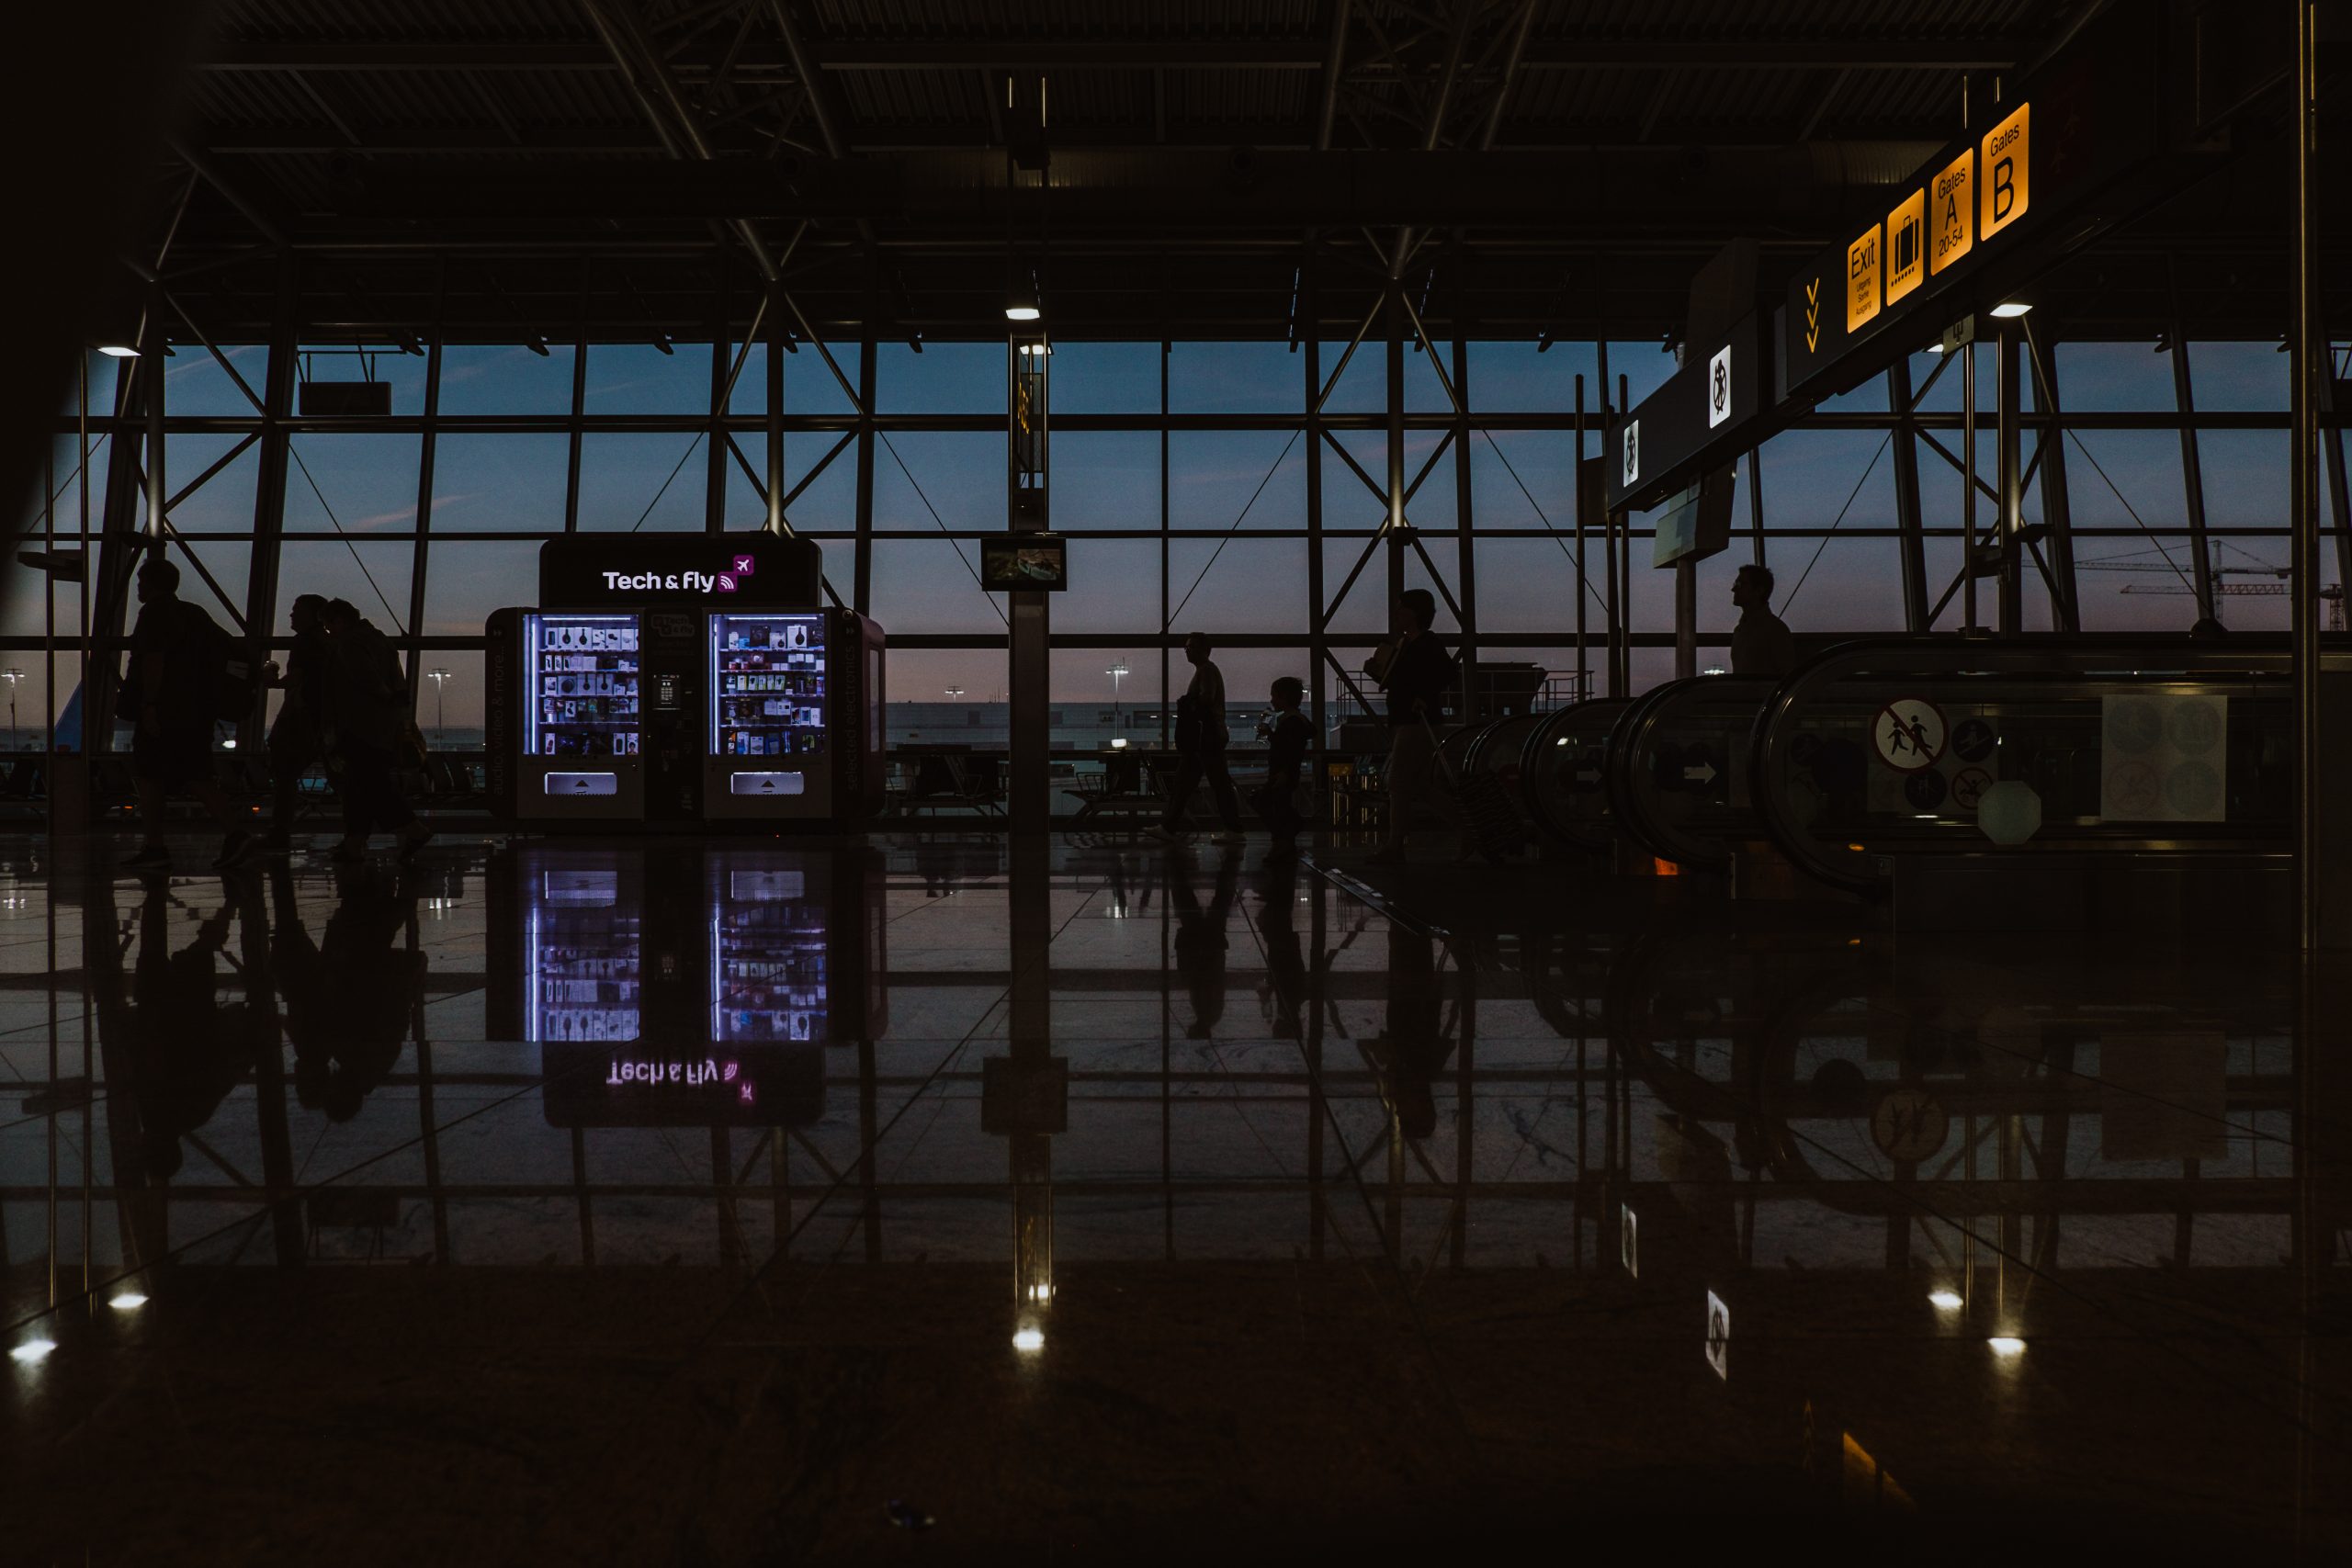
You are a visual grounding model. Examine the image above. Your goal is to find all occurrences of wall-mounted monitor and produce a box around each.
[980,534,1068,592]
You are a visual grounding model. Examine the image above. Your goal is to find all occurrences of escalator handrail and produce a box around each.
[1519,697,1632,853]
[1607,674,1778,870]
[1749,631,2348,895]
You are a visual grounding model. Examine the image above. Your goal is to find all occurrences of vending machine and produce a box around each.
[489,536,883,829]
[706,608,887,821]
[484,608,647,823]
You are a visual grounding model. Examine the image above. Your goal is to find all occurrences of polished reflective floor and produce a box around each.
[3,830,2348,1563]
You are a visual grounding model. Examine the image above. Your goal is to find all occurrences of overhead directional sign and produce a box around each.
[1606,311,1764,513]
[1779,7,2159,401]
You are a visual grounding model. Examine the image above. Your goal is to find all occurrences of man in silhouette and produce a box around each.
[1729,563,1797,677]
[121,557,253,872]
[1149,631,1247,846]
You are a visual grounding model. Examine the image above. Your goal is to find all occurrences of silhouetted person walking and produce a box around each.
[263,593,330,853]
[1150,631,1246,845]
[323,598,431,863]
[1729,563,1797,677]
[1365,589,1458,866]
[120,557,253,873]
[1251,675,1311,859]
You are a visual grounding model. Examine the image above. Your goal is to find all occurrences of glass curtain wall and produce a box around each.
[9,266,2346,759]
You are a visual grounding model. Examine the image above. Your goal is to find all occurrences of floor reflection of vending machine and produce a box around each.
[705,608,887,820]
[488,846,888,1127]
[485,608,645,823]
[503,854,643,1044]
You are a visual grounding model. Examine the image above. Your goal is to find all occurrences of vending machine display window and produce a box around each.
[708,868,829,1044]
[709,613,826,760]
[526,612,641,760]
[525,868,640,1043]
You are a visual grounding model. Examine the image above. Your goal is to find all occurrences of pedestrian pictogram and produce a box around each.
[1931,149,1973,273]
[1847,223,1882,332]
[1885,188,1927,306]
[1872,697,1946,773]
[1804,276,1822,352]
[1981,103,2030,241]
[1708,344,1733,428]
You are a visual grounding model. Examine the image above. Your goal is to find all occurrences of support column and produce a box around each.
[705,257,729,533]
[1996,321,2023,636]
[854,318,876,615]
[243,257,300,747]
[563,258,587,534]
[1385,284,1407,621]
[402,260,446,705]
[2290,0,2325,950]
[1007,340,1050,834]
[143,279,165,557]
[2023,321,2080,631]
[765,280,786,534]
[1890,356,1928,630]
[1451,329,1478,719]
[87,346,149,747]
[2167,279,2218,624]
[1674,558,1696,680]
[1305,285,1329,818]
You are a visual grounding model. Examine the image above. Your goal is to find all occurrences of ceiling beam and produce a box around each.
[196,38,2028,73]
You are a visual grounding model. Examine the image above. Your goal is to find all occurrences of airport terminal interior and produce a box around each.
[6,1,2352,1562]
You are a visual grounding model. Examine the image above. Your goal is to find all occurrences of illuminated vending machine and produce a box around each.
[484,608,646,824]
[705,608,887,821]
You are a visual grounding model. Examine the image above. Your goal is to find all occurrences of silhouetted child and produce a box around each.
[1252,676,1311,858]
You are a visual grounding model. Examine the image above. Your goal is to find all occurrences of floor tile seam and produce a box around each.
[0,1053,616,1339]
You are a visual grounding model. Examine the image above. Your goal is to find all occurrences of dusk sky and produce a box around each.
[7,332,2333,740]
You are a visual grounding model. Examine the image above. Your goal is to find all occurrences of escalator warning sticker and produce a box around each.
[1951,766,1993,811]
[1872,698,1946,773]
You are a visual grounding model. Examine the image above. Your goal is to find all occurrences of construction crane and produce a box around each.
[2119,580,2347,630]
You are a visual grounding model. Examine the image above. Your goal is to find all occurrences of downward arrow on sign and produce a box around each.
[1804,276,1821,352]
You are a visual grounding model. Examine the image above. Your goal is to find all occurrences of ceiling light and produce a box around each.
[1928,1290,1963,1311]
[10,1339,56,1364]
[1989,301,2033,319]
[108,1292,149,1311]
[1012,1327,1045,1352]
[1019,343,1051,355]
[1005,268,1042,323]
[1926,342,1946,354]
[97,344,140,358]
[1986,1336,2026,1356]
